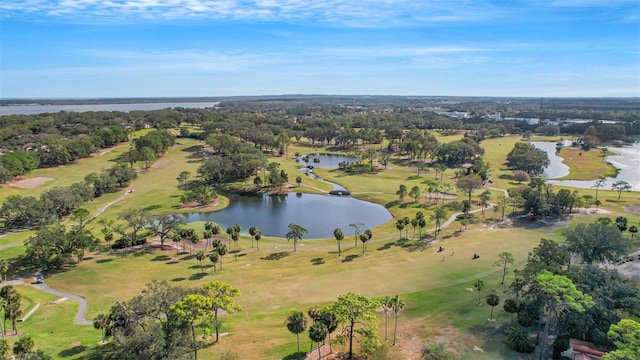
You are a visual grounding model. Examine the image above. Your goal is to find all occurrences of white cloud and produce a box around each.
[0,0,519,26]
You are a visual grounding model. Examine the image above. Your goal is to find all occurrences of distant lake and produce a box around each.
[0,101,220,115]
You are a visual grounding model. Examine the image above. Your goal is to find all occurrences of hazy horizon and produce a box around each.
[1,1,639,98]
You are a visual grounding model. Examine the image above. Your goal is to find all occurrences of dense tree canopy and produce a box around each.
[506,142,550,176]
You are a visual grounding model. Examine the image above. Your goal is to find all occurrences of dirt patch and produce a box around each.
[152,160,172,168]
[11,177,54,189]
[623,204,640,214]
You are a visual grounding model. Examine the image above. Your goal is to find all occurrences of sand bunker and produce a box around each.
[623,204,640,215]
[152,160,172,168]
[11,177,54,189]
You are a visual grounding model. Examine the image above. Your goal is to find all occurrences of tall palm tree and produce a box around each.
[254,230,262,251]
[195,251,205,274]
[286,311,307,360]
[208,251,219,273]
[286,223,308,252]
[333,228,344,257]
[391,295,406,346]
[432,207,448,240]
[402,217,410,238]
[318,309,338,354]
[249,226,258,248]
[309,322,328,360]
[381,296,393,341]
[395,220,405,239]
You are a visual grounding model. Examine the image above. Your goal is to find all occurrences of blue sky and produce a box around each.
[1,0,638,98]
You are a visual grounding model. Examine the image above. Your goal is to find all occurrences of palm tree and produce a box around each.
[418,218,427,239]
[391,295,406,346]
[216,244,227,270]
[208,251,219,273]
[381,296,393,341]
[333,228,344,257]
[195,250,205,274]
[254,231,262,251]
[249,226,258,248]
[309,322,328,360]
[402,217,410,238]
[395,220,405,239]
[396,184,407,202]
[286,223,308,252]
[432,207,448,240]
[503,299,518,326]
[286,311,307,360]
[172,233,181,255]
[410,218,418,239]
[486,294,500,320]
[318,309,338,354]
[474,279,485,305]
[629,225,638,240]
[359,233,368,255]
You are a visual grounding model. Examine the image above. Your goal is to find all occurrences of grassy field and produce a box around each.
[1,131,639,359]
[557,147,618,180]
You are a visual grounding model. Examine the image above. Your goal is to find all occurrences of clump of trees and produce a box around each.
[506,142,549,176]
[94,280,241,360]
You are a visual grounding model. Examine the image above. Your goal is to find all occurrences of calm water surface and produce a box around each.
[184,193,391,239]
[185,153,390,238]
[0,101,220,115]
[533,141,640,191]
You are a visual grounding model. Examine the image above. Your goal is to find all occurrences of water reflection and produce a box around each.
[184,193,392,239]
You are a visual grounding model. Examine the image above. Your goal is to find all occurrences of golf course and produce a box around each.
[1,124,639,360]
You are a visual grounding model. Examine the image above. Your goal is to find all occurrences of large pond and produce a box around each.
[185,153,391,238]
[296,153,358,192]
[533,141,640,191]
[183,192,392,239]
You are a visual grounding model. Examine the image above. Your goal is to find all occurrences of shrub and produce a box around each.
[506,326,535,353]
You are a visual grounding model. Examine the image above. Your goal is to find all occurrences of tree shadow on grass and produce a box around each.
[59,345,87,358]
[282,352,308,360]
[181,254,196,261]
[165,260,180,265]
[399,240,429,252]
[377,242,395,251]
[260,252,290,261]
[143,204,162,211]
[96,259,113,264]
[151,255,171,262]
[310,257,325,265]
[172,277,186,282]
[189,273,207,280]
[342,254,359,263]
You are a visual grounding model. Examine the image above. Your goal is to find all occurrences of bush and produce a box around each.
[506,326,535,353]
[111,236,147,250]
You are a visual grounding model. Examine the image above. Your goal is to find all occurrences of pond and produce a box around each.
[185,153,390,239]
[183,192,392,239]
[533,141,640,191]
[295,153,358,169]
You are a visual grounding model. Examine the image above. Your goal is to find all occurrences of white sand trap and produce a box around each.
[152,160,172,168]
[11,177,54,189]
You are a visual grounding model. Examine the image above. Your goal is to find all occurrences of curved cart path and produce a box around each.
[32,280,93,325]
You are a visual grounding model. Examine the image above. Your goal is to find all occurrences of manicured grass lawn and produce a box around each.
[4,285,100,359]
[557,147,618,180]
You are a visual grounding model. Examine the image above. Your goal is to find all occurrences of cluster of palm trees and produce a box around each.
[332,226,373,256]
[393,209,448,241]
[286,295,406,359]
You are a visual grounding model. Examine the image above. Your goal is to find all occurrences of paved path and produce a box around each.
[32,280,93,325]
